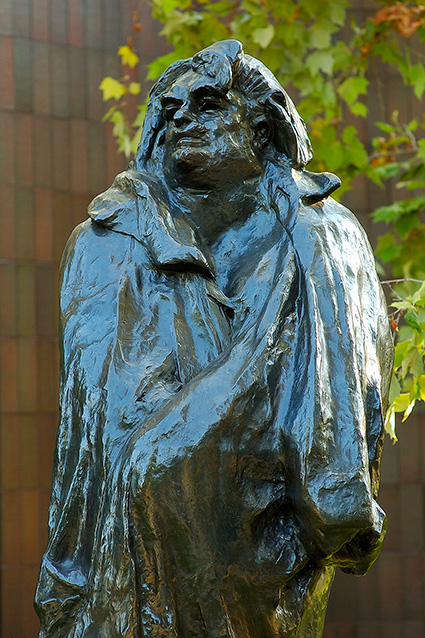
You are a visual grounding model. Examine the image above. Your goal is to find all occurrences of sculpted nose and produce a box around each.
[173,103,193,127]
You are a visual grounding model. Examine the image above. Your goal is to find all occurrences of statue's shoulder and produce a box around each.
[290,169,376,275]
[58,170,158,280]
[86,169,167,238]
[66,169,213,276]
[293,168,369,245]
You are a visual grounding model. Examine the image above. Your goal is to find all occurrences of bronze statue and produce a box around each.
[35,40,393,637]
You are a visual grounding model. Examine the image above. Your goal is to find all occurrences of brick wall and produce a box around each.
[0,1,162,635]
[324,412,425,638]
[1,0,424,636]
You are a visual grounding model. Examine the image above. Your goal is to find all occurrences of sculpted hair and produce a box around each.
[135,40,313,171]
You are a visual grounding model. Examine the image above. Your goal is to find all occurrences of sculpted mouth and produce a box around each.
[171,126,207,145]
[174,134,204,146]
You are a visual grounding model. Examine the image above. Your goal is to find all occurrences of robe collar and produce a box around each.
[87,166,341,275]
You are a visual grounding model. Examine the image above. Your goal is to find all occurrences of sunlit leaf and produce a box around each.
[252,25,275,48]
[402,398,416,421]
[99,77,127,101]
[384,408,397,441]
[101,105,116,123]
[394,340,411,369]
[393,392,412,411]
[118,45,139,68]
[412,281,425,306]
[128,82,141,95]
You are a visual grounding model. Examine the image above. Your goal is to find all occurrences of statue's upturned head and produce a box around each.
[135,40,313,178]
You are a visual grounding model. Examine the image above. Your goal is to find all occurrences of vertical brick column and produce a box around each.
[0,1,161,635]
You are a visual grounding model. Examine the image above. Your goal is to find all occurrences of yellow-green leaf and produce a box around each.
[101,105,116,123]
[402,398,416,422]
[99,77,127,101]
[393,392,412,413]
[418,374,425,401]
[384,408,397,442]
[409,64,425,100]
[128,82,141,95]
[118,45,139,68]
[252,25,275,48]
[412,280,425,306]
[133,105,147,128]
[306,51,334,76]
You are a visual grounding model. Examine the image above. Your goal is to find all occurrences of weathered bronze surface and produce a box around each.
[35,41,393,637]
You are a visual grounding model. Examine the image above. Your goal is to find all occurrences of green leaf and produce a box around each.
[208,1,234,16]
[329,0,348,26]
[410,347,425,376]
[99,77,127,101]
[405,309,422,332]
[418,374,425,400]
[392,300,413,311]
[252,25,275,48]
[373,197,425,223]
[130,127,142,155]
[118,45,139,68]
[412,280,425,306]
[147,52,181,80]
[338,76,368,105]
[394,211,422,238]
[110,110,126,137]
[332,41,354,72]
[309,21,336,49]
[401,343,422,379]
[341,126,368,167]
[154,0,185,13]
[351,102,368,117]
[375,122,396,134]
[133,104,147,128]
[409,64,425,99]
[407,119,419,132]
[375,233,401,262]
[394,340,411,370]
[368,163,401,184]
[393,392,412,412]
[388,375,401,403]
[306,51,335,76]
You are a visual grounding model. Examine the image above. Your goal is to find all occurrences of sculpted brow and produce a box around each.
[192,86,228,102]
[161,95,183,108]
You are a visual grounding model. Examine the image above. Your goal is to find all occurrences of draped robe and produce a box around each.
[35,166,393,638]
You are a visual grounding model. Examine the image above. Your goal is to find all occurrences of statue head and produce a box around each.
[135,40,313,184]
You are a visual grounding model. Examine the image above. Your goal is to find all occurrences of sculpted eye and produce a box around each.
[199,97,222,112]
[163,104,179,121]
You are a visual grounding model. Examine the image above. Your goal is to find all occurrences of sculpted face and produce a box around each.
[161,70,262,189]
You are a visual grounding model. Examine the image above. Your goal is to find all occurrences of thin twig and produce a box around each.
[381,278,423,284]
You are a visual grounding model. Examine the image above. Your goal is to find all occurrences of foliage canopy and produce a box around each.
[100,0,425,439]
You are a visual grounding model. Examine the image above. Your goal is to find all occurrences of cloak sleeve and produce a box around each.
[286,193,393,569]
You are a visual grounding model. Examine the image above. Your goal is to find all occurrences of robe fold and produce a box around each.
[35,166,393,637]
